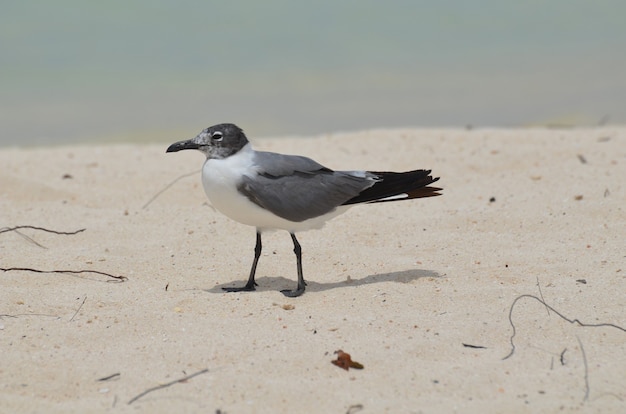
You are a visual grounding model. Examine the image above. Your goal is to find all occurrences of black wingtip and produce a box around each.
[343,169,442,205]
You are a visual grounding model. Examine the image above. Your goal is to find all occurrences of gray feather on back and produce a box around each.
[252,151,327,175]
[238,151,375,222]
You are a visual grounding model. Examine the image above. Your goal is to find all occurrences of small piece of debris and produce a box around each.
[62,173,73,179]
[97,373,121,382]
[489,197,496,203]
[346,404,364,414]
[576,279,587,284]
[332,350,364,371]
[272,302,295,310]
[574,195,583,201]
[577,154,587,164]
[462,343,487,349]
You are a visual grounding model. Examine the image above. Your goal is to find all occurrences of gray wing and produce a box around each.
[238,151,375,222]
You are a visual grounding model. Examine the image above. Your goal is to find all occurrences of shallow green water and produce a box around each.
[2,1,625,146]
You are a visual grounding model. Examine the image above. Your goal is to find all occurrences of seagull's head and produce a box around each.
[166,123,249,159]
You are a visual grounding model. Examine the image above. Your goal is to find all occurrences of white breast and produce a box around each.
[201,144,350,232]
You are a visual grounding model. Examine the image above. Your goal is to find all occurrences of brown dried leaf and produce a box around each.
[331,350,364,371]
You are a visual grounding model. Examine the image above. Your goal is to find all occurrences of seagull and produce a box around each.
[166,123,442,297]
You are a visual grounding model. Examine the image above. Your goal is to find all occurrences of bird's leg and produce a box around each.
[223,230,261,292]
[281,232,307,297]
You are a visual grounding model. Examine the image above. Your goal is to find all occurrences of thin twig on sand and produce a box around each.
[0,267,127,282]
[128,368,209,405]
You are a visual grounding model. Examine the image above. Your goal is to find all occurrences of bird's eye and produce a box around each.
[211,131,223,141]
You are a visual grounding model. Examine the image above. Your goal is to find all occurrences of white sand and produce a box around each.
[1,127,625,413]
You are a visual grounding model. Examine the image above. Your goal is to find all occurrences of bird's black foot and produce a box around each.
[280,286,305,297]
[222,282,257,293]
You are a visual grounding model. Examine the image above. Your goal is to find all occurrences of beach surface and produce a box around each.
[1,128,625,413]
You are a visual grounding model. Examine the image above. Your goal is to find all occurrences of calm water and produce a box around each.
[2,1,625,146]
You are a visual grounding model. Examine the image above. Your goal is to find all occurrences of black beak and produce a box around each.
[166,139,200,153]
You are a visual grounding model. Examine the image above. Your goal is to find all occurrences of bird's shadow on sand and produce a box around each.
[205,268,442,294]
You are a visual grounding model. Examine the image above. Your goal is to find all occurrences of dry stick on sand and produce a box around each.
[97,373,121,382]
[503,294,626,360]
[535,276,551,316]
[1,226,127,282]
[504,294,626,402]
[69,296,87,322]
[142,170,200,209]
[0,225,86,236]
[0,313,60,320]
[0,267,127,282]
[127,368,209,405]
[0,225,86,248]
[576,335,590,401]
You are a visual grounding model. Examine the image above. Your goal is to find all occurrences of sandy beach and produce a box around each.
[1,127,625,413]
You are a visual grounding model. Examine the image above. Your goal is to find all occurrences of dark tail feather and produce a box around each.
[342,170,442,205]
